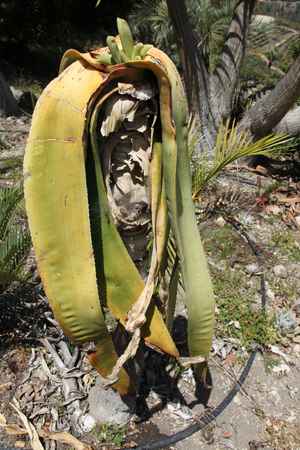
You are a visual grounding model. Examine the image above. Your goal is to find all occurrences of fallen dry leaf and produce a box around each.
[265,204,282,215]
[292,215,300,228]
[0,412,27,436]
[254,165,268,175]
[39,430,92,450]
[15,440,26,448]
[282,209,296,225]
[0,382,13,392]
[10,398,44,450]
[274,193,300,206]
[3,424,28,436]
[223,352,237,367]
[122,441,137,449]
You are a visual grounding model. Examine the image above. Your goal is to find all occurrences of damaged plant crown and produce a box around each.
[24,18,214,395]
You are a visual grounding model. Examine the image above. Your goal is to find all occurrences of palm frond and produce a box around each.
[0,187,23,240]
[129,0,174,54]
[0,187,31,291]
[192,120,294,198]
[0,228,31,278]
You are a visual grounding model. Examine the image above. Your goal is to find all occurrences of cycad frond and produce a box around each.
[0,187,23,240]
[129,0,175,57]
[248,20,299,54]
[192,120,293,198]
[0,187,31,291]
[0,228,31,279]
[129,0,236,62]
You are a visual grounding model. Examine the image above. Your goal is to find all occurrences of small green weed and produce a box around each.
[92,423,126,447]
[263,353,281,374]
[202,222,277,348]
[263,215,276,226]
[213,267,278,349]
[271,230,300,262]
[203,225,251,261]
[260,181,281,197]
[270,277,297,307]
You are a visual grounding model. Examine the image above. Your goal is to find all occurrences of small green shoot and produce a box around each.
[92,423,127,447]
[271,230,300,263]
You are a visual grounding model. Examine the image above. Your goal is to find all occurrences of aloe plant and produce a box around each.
[24,18,215,395]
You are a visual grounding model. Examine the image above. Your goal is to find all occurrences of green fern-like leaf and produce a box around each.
[192,120,294,198]
[0,187,23,240]
[129,0,236,65]
[0,187,31,291]
[1,228,30,275]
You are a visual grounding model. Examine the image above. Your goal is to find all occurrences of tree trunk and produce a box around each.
[274,106,300,136]
[190,0,256,156]
[241,55,300,138]
[0,71,21,117]
[169,0,300,157]
[211,1,254,122]
[198,0,300,154]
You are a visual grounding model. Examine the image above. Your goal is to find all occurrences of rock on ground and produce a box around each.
[88,379,132,426]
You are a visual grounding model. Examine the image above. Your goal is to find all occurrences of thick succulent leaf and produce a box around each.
[24,61,132,394]
[25,52,179,396]
[123,50,215,361]
[89,90,178,358]
[166,255,179,331]
[160,51,215,360]
[24,62,106,343]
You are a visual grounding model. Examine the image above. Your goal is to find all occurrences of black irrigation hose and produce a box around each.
[131,351,257,450]
[128,216,266,450]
